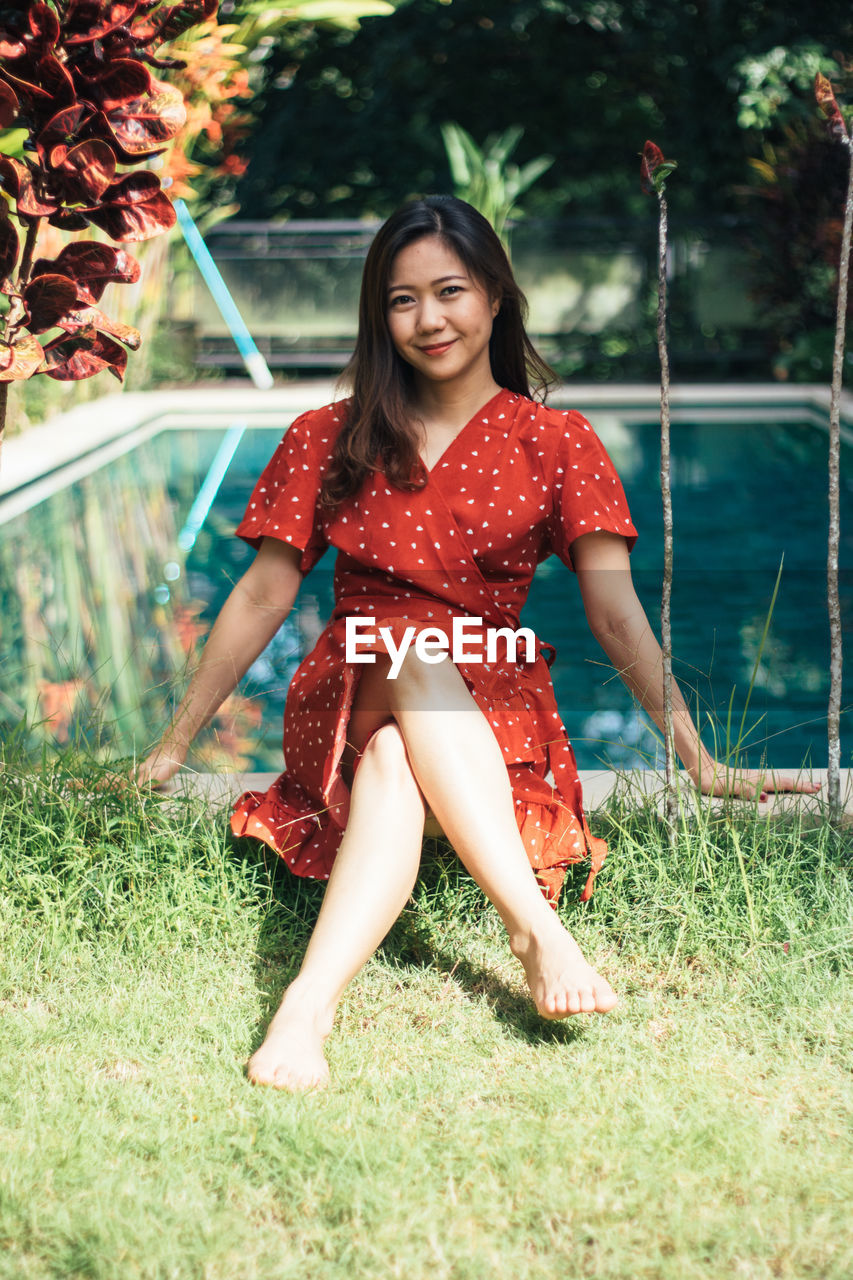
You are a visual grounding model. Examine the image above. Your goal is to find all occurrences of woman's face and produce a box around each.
[385,234,499,392]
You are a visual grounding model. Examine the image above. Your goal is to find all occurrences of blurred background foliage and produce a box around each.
[4,0,853,401]
[231,0,852,222]
[221,0,853,380]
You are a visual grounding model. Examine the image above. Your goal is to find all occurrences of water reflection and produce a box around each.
[0,416,850,773]
[0,432,318,772]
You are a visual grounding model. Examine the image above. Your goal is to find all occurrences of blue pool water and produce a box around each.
[1,409,850,773]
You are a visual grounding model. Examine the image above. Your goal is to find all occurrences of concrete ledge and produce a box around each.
[4,379,851,500]
[0,380,339,498]
[165,767,853,823]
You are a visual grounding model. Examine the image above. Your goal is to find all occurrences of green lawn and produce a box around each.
[1,754,850,1279]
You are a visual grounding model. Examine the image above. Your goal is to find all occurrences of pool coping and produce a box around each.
[168,767,853,821]
[3,378,852,503]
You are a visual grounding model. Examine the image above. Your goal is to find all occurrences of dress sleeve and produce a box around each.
[235,409,331,574]
[549,410,638,570]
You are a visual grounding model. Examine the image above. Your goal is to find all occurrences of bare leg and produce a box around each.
[357,653,617,1018]
[247,723,426,1091]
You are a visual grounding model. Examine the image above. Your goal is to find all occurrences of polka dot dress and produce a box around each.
[231,388,638,903]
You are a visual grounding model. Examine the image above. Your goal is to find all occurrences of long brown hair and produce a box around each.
[319,195,556,509]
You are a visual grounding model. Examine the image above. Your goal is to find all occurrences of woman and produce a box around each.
[140,196,814,1092]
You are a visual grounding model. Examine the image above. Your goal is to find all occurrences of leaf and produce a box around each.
[36,105,91,165]
[27,3,60,46]
[95,81,186,160]
[96,170,163,206]
[640,140,665,194]
[0,156,58,216]
[653,161,678,192]
[516,154,555,192]
[84,59,152,110]
[0,57,74,117]
[815,72,849,143]
[23,273,80,332]
[0,37,27,59]
[32,55,76,107]
[40,327,128,381]
[640,140,677,195]
[51,139,117,203]
[85,186,176,242]
[1,61,55,104]
[0,333,44,381]
[55,305,142,350]
[63,1,140,46]
[0,209,18,277]
[129,0,218,45]
[441,123,472,188]
[0,78,20,128]
[747,157,777,184]
[269,0,394,28]
[47,208,90,231]
[490,124,524,168]
[32,242,140,304]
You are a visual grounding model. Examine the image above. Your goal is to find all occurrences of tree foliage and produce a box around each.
[234,0,853,222]
[441,123,552,243]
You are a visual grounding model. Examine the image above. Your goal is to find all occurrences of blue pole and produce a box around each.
[174,199,274,390]
[177,421,247,552]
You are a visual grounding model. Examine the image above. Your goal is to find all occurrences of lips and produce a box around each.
[418,339,457,355]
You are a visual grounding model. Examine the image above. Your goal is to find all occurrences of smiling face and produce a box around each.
[386,234,500,394]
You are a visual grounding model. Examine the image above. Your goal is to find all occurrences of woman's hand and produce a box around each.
[124,539,305,793]
[687,762,822,801]
[134,744,186,790]
[571,534,825,808]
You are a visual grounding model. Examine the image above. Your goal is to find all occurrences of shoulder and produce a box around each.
[285,399,350,445]
[528,398,594,437]
[502,393,598,457]
[278,399,351,466]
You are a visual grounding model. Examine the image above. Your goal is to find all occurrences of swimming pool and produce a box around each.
[1,394,850,773]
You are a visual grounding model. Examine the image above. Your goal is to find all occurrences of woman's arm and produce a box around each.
[570,531,819,797]
[137,537,304,785]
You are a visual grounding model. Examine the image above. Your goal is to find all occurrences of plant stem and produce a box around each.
[18,218,40,289]
[657,192,677,841]
[0,218,41,472]
[0,382,7,471]
[827,139,853,822]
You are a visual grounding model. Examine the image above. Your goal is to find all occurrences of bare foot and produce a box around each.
[510,915,618,1018]
[247,982,335,1092]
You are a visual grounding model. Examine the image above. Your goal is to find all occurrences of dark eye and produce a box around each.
[441,285,463,296]
[389,293,413,308]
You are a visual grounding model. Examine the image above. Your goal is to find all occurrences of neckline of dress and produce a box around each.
[418,386,511,476]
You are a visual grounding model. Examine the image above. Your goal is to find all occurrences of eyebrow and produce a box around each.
[387,273,468,294]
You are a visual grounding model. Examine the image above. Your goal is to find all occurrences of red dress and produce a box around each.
[231,388,637,903]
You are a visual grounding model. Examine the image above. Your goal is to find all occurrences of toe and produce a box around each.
[273,1066,327,1093]
[566,988,582,1015]
[247,1059,270,1086]
[578,987,597,1014]
[593,983,618,1013]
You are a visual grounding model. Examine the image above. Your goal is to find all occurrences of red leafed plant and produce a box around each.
[0,0,217,454]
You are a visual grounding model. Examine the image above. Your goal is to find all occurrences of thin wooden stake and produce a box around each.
[656,192,678,841]
[827,139,853,821]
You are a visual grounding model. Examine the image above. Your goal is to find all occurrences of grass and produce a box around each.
[0,747,851,1280]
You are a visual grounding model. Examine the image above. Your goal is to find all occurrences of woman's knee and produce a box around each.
[385,649,471,712]
[358,721,416,782]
